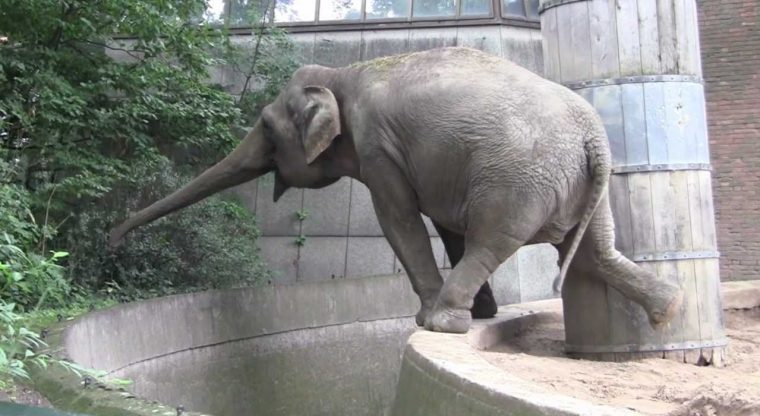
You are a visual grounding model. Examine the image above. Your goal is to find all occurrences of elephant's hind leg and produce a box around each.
[581,196,683,326]
[433,222,497,319]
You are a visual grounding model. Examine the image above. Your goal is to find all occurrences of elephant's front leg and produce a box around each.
[365,166,443,327]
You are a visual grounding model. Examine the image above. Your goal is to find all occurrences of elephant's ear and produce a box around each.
[300,86,341,164]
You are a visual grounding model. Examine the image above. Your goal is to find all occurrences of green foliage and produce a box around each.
[65,162,269,300]
[0,299,48,388]
[294,235,307,247]
[0,0,298,301]
[0,166,72,311]
[295,209,308,221]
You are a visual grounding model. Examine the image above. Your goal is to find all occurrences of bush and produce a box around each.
[64,162,269,300]
[0,0,297,301]
[0,299,47,389]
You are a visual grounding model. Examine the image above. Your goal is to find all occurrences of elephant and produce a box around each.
[109,47,683,334]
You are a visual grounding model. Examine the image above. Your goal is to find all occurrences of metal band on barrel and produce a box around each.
[564,74,703,91]
[565,337,729,354]
[538,0,589,15]
[611,163,712,174]
[630,250,720,262]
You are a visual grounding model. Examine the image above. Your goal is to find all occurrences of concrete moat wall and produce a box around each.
[64,275,419,416]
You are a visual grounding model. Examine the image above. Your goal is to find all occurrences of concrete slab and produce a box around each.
[258,236,300,283]
[297,236,348,281]
[348,179,383,236]
[518,244,559,302]
[301,178,351,236]
[255,173,303,236]
[346,237,395,277]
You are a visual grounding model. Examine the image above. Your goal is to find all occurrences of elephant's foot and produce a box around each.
[415,304,432,327]
[471,284,497,319]
[644,284,684,327]
[424,306,472,333]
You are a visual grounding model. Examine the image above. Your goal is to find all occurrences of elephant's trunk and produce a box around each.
[109,121,272,246]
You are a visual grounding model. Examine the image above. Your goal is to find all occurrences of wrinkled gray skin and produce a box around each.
[110,47,683,334]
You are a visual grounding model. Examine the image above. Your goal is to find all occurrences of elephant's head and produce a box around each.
[109,66,356,246]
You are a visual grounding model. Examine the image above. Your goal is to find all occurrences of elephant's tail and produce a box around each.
[553,127,611,293]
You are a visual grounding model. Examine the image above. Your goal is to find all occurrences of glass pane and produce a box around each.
[526,0,539,19]
[274,0,317,22]
[202,0,227,23]
[413,0,456,18]
[461,0,491,16]
[319,0,362,20]
[502,0,525,17]
[366,0,411,19]
[229,0,271,25]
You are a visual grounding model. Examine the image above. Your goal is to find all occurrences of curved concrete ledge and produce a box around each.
[391,281,760,416]
[35,274,420,416]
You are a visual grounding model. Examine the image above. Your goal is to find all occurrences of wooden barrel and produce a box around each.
[539,0,727,364]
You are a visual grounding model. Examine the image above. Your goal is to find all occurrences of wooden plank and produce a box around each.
[609,175,634,255]
[556,5,575,83]
[615,0,642,75]
[408,27,457,52]
[607,285,651,353]
[361,29,410,60]
[627,173,656,258]
[589,0,620,79]
[658,0,679,73]
[693,85,711,164]
[501,26,543,75]
[650,172,677,252]
[677,258,702,350]
[621,83,649,166]
[592,85,626,166]
[643,82,669,165]
[681,83,707,163]
[637,0,661,74]
[456,25,502,56]
[673,0,697,75]
[566,1,592,83]
[540,7,561,81]
[562,270,612,351]
[698,171,718,248]
[694,259,726,345]
[313,31,362,67]
[669,171,694,251]
[685,0,702,77]
[686,171,706,251]
[663,77,694,165]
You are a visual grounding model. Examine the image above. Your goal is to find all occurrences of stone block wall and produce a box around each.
[698,1,760,281]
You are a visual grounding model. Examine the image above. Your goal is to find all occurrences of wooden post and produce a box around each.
[539,0,726,364]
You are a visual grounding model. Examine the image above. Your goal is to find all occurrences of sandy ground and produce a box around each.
[3,303,757,415]
[480,308,760,416]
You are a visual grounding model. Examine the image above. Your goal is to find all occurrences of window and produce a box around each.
[275,0,317,22]
[412,0,456,18]
[198,0,539,25]
[460,0,490,16]
[319,0,362,21]
[502,0,538,19]
[366,0,411,19]
[201,0,228,23]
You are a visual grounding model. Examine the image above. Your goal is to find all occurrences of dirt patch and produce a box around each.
[479,308,760,415]
[0,383,54,408]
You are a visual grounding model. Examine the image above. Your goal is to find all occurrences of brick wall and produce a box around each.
[698,0,760,281]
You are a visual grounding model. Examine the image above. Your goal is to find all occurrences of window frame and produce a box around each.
[219,0,539,29]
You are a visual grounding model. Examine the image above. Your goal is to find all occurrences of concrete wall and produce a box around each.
[221,25,559,304]
[64,275,420,416]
